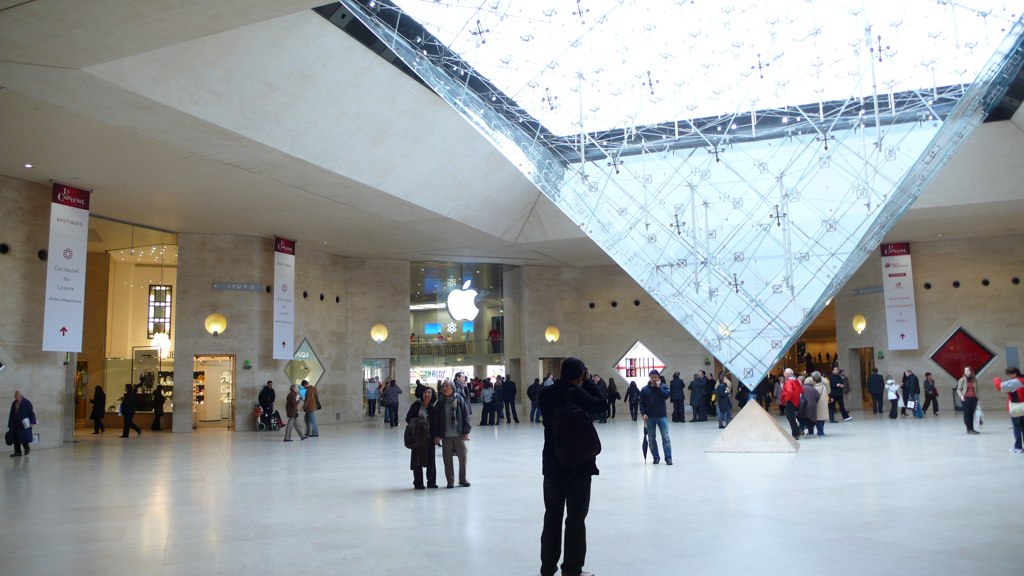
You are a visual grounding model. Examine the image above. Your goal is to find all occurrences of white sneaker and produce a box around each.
[843,416,853,422]
[1010,448,1023,454]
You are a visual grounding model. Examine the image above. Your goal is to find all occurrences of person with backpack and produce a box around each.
[640,369,673,465]
[538,358,605,576]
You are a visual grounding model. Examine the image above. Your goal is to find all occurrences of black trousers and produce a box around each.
[151,412,163,431]
[412,461,437,488]
[92,417,105,433]
[504,399,519,422]
[541,474,592,576]
[922,395,939,414]
[628,401,638,421]
[671,400,684,422]
[12,439,30,455]
[889,398,899,419]
[870,393,884,414]
[831,394,850,419]
[962,396,978,431]
[607,400,616,418]
[784,402,801,438]
[366,399,376,417]
[122,413,141,437]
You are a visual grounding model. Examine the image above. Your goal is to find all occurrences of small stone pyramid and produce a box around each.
[705,401,799,453]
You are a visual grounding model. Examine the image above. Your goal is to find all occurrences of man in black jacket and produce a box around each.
[830,367,852,422]
[503,376,520,423]
[688,371,709,422]
[640,370,673,464]
[258,380,275,416]
[866,368,885,414]
[539,358,605,576]
[669,371,686,422]
[902,369,921,417]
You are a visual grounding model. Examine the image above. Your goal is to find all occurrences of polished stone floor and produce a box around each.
[2,406,1020,576]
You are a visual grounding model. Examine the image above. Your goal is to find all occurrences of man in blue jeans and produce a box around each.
[640,369,672,465]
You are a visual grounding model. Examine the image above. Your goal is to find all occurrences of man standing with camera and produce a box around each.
[539,358,605,576]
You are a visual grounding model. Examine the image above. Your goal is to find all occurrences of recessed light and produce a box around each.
[24,163,32,168]
[936,234,943,238]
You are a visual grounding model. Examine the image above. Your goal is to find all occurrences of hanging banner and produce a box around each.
[881,242,919,350]
[273,237,296,360]
[42,183,91,352]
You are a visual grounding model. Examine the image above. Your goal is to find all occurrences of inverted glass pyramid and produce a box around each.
[340,0,1024,382]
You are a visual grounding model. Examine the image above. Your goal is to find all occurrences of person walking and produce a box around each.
[669,371,686,422]
[902,369,922,418]
[503,375,520,423]
[538,358,605,576]
[432,380,471,489]
[406,387,438,489]
[956,367,981,434]
[624,380,640,421]
[282,384,305,442]
[715,372,733,429]
[992,367,1024,453]
[479,380,496,426]
[886,378,900,419]
[830,367,852,422]
[780,369,804,439]
[867,368,885,414]
[89,385,106,434]
[302,380,320,437]
[120,384,142,438]
[640,369,672,465]
[528,378,543,423]
[606,378,621,419]
[7,390,36,457]
[921,372,940,415]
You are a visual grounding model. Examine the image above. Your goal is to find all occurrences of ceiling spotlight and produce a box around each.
[781,117,788,124]
[24,163,32,168]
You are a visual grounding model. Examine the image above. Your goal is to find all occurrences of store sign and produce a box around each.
[881,242,919,350]
[614,341,666,381]
[42,183,91,352]
[273,237,295,360]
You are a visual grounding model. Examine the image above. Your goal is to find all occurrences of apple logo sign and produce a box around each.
[446,280,480,321]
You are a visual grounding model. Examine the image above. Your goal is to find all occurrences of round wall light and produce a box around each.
[370,323,389,343]
[852,314,867,335]
[544,326,560,343]
[204,313,227,336]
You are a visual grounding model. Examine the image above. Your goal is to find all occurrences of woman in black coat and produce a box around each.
[90,385,106,434]
[405,387,437,489]
[121,384,142,438]
[8,390,36,457]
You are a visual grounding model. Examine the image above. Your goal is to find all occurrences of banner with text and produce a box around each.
[881,242,919,350]
[273,237,295,359]
[43,183,91,352]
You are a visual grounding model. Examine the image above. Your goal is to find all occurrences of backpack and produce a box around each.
[551,401,601,467]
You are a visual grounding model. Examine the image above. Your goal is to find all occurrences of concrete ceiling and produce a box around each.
[1,1,1023,268]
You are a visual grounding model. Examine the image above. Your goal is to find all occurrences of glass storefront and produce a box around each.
[409,262,508,388]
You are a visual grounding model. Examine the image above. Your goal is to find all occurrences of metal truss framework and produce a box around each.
[338,0,1024,383]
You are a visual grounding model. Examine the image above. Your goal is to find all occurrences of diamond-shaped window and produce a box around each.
[929,327,996,381]
[613,341,666,383]
[285,338,324,390]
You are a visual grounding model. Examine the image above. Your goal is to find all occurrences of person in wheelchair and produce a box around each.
[257,380,282,431]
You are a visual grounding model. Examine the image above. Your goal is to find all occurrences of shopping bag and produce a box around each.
[906,400,917,410]
[974,406,985,429]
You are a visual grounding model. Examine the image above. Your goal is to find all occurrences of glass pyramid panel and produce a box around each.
[339,0,1024,382]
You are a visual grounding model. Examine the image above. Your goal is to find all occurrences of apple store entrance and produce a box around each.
[410,262,508,392]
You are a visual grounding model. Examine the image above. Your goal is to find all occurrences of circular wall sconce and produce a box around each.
[544,326,560,343]
[204,313,227,336]
[370,323,389,343]
[852,314,867,335]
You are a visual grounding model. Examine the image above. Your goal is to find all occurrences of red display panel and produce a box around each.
[929,327,996,380]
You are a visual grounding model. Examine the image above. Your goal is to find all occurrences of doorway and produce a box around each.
[193,355,235,429]
[852,347,875,410]
[539,357,565,382]
[362,358,395,413]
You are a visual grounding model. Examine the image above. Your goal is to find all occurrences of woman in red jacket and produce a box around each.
[993,367,1024,453]
[780,369,804,439]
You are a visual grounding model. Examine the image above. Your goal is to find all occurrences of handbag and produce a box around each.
[4,430,12,446]
[1009,401,1024,418]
